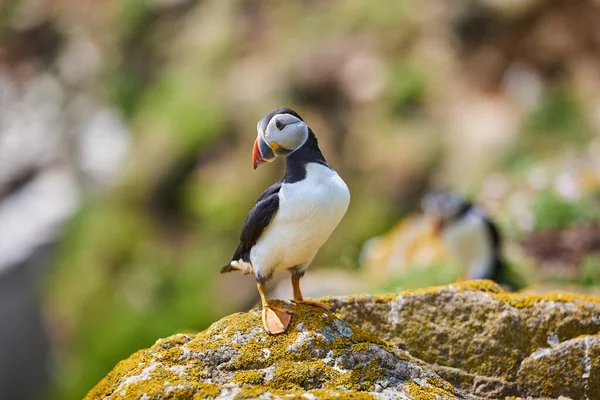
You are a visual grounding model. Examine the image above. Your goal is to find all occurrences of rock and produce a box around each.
[87,303,467,399]
[518,334,600,399]
[87,281,600,399]
[326,280,600,399]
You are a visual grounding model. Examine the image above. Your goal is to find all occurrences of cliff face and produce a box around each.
[87,281,600,399]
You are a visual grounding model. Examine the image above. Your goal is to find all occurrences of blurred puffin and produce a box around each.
[221,108,350,334]
[422,191,505,282]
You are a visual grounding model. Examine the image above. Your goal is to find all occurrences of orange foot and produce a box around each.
[262,305,292,335]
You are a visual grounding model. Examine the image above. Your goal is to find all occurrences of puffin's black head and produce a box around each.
[252,108,309,169]
[421,190,472,235]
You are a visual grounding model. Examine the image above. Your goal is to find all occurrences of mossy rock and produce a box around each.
[325,280,600,399]
[87,281,600,399]
[517,334,600,399]
[87,302,467,399]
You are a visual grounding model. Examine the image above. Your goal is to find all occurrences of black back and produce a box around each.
[230,179,283,263]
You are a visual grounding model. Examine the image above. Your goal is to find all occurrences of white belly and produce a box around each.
[442,208,493,279]
[250,163,350,276]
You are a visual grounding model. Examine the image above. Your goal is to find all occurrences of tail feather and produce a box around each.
[220,259,254,275]
[220,263,235,274]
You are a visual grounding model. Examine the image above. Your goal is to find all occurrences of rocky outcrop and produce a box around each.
[517,334,600,399]
[87,302,466,399]
[327,280,600,399]
[88,281,600,399]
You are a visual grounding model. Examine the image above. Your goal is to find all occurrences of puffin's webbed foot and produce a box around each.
[257,282,292,335]
[262,305,292,335]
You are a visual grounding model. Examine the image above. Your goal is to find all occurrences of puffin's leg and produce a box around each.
[290,270,333,312]
[257,282,291,335]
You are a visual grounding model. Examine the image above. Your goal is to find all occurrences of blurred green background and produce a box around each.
[1,0,600,399]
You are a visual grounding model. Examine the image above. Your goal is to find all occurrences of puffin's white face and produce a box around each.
[253,112,309,169]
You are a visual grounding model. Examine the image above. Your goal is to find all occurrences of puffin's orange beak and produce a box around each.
[252,136,275,169]
[252,138,264,169]
[428,217,443,236]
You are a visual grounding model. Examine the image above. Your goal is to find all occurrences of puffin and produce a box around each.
[221,108,350,335]
[421,191,505,282]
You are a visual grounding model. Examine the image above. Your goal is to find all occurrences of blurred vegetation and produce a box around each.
[373,263,462,294]
[579,256,600,287]
[504,86,592,170]
[2,0,600,399]
[531,190,600,231]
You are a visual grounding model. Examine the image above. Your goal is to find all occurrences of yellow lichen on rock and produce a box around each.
[517,334,600,399]
[86,281,600,399]
[86,301,465,400]
[325,280,600,399]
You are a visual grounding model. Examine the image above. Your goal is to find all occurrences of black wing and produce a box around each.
[255,178,283,203]
[228,179,283,264]
[482,217,501,250]
[482,217,506,281]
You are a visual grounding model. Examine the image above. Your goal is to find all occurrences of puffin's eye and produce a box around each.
[275,119,285,131]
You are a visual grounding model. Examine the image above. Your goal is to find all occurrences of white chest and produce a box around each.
[442,209,493,278]
[279,164,350,223]
[251,163,350,272]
